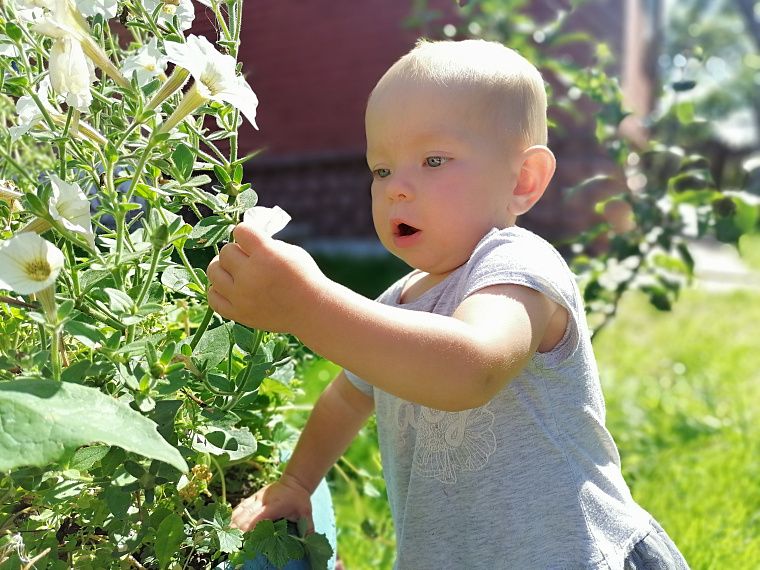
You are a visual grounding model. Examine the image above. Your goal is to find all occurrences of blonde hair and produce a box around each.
[372,39,548,147]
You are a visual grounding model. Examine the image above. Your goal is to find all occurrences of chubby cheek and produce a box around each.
[371,201,390,244]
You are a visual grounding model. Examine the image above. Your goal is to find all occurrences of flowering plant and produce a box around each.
[0,1,331,568]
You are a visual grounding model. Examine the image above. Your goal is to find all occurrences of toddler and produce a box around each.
[207,39,689,569]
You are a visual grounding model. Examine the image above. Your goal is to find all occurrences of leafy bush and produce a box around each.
[412,0,759,336]
[0,0,330,568]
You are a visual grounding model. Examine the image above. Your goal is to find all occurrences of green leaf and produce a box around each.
[191,426,256,460]
[213,164,231,185]
[232,324,256,352]
[161,266,203,296]
[155,513,185,569]
[104,287,135,314]
[185,216,233,249]
[69,445,110,471]
[79,269,113,292]
[172,143,194,181]
[5,23,23,42]
[64,319,107,349]
[232,163,243,184]
[0,379,188,472]
[193,322,234,368]
[235,188,258,212]
[304,532,334,570]
[216,526,243,554]
[245,519,305,569]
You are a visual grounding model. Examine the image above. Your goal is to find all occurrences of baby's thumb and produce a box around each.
[232,222,268,254]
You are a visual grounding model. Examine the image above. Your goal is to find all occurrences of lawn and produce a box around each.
[290,286,760,570]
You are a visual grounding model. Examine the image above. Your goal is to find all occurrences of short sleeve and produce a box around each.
[344,369,374,399]
[461,229,584,366]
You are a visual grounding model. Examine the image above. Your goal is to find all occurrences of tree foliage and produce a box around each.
[413,0,759,335]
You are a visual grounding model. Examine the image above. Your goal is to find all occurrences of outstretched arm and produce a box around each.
[208,225,563,411]
[231,371,373,531]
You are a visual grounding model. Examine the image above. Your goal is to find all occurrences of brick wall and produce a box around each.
[193,1,634,247]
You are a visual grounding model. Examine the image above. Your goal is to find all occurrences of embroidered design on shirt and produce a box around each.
[397,403,497,484]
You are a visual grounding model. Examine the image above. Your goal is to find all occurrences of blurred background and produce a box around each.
[192,1,760,568]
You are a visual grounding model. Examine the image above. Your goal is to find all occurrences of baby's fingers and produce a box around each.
[230,496,265,531]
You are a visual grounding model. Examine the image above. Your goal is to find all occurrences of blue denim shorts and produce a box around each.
[624,519,690,569]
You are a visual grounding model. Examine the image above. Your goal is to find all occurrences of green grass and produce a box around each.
[595,288,760,569]
[292,287,760,569]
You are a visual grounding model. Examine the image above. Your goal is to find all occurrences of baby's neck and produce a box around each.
[399,270,454,304]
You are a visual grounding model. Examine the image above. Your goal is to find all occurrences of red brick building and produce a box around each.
[193,0,659,251]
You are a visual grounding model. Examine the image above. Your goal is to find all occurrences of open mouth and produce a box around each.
[396,222,420,237]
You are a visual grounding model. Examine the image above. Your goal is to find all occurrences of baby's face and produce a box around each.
[365,77,520,278]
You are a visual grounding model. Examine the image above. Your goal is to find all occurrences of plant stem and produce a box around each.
[189,307,214,350]
[210,455,227,504]
[136,247,161,306]
[65,243,81,298]
[37,287,61,380]
[0,296,38,310]
[125,136,156,203]
[175,247,205,289]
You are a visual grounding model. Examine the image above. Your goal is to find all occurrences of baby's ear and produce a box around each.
[508,146,556,216]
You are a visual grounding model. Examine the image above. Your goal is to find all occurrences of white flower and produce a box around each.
[75,0,117,19]
[10,77,107,145]
[161,35,258,132]
[16,0,55,9]
[9,0,48,22]
[143,0,195,31]
[10,78,55,141]
[35,0,129,94]
[49,36,96,112]
[48,174,95,249]
[0,233,65,295]
[243,206,291,237]
[121,37,168,87]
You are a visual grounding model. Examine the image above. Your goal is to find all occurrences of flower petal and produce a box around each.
[214,78,259,129]
[0,233,65,294]
[242,206,291,237]
[164,37,207,81]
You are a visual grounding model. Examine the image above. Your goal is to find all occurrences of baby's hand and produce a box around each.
[231,474,314,533]
[206,223,327,332]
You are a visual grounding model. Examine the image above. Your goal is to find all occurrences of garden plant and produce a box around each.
[0,0,758,568]
[0,0,332,568]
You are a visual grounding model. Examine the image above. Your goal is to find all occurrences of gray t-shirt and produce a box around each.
[345,227,653,569]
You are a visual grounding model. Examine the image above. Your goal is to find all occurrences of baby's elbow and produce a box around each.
[439,371,504,412]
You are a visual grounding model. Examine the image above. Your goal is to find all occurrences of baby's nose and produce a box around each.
[385,176,414,201]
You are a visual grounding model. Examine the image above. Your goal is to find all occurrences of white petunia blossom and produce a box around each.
[0,233,65,295]
[75,0,117,19]
[121,37,168,87]
[48,36,96,112]
[48,175,95,249]
[160,34,258,133]
[143,0,195,31]
[9,0,48,22]
[10,77,107,145]
[35,0,130,95]
[16,0,55,9]
[243,206,291,237]
[9,78,55,141]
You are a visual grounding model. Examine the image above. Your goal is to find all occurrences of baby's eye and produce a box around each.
[373,168,391,179]
[425,156,449,168]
